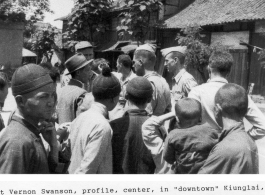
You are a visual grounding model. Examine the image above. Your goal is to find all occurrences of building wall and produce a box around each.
[0,22,24,68]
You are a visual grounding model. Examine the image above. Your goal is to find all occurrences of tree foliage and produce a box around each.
[64,0,113,47]
[24,24,60,63]
[117,0,162,43]
[177,25,213,82]
[0,0,52,22]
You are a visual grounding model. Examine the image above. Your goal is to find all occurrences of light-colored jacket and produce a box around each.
[68,102,113,174]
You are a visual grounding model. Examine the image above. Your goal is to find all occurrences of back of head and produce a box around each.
[126,77,153,106]
[92,58,109,72]
[209,50,233,76]
[92,66,121,100]
[118,54,132,69]
[175,98,201,124]
[134,50,156,69]
[39,63,59,83]
[215,83,248,118]
[11,64,53,96]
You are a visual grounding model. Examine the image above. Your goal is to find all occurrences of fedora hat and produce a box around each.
[65,53,93,75]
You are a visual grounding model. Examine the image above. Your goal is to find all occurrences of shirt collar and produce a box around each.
[125,109,149,116]
[144,71,160,78]
[219,122,244,142]
[121,71,136,83]
[173,69,186,83]
[208,77,228,84]
[11,114,41,137]
[90,102,109,119]
[68,78,84,88]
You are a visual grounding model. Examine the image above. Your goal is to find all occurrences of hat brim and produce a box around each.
[66,59,93,75]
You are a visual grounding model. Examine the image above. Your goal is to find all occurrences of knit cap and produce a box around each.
[126,77,153,99]
[12,64,53,96]
[92,67,121,99]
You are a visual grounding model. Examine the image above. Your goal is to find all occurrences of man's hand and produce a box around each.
[57,122,71,143]
[38,121,58,148]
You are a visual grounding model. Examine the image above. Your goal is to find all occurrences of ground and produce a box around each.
[2,85,265,174]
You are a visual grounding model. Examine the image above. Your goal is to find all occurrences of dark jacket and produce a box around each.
[199,122,259,174]
[57,79,94,124]
[0,115,56,174]
[164,123,218,174]
[110,109,156,174]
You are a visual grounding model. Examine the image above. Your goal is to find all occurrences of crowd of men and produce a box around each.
[0,40,264,174]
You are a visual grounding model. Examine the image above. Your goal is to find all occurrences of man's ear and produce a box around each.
[174,57,179,64]
[15,95,25,108]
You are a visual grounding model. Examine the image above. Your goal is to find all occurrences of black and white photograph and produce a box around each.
[0,0,265,194]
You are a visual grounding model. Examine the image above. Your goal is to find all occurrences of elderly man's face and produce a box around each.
[164,53,178,74]
[77,48,94,60]
[22,83,56,122]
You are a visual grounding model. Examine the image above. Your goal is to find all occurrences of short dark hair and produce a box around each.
[134,50,156,68]
[215,83,248,118]
[39,63,59,83]
[126,93,151,106]
[92,58,109,72]
[0,73,8,91]
[118,54,132,69]
[209,50,233,76]
[175,98,201,122]
[168,51,185,65]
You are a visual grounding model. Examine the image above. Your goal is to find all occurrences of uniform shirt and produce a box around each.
[199,122,259,174]
[172,69,197,102]
[142,116,172,174]
[188,77,265,140]
[0,115,56,174]
[144,72,171,116]
[68,102,112,174]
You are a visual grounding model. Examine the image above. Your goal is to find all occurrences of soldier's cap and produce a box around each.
[75,41,93,51]
[161,46,187,58]
[65,53,93,75]
[135,43,156,54]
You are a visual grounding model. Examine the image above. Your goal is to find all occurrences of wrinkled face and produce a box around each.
[78,48,94,60]
[0,85,8,108]
[164,54,178,74]
[22,83,56,121]
[132,55,145,76]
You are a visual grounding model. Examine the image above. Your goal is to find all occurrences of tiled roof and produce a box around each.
[163,0,265,29]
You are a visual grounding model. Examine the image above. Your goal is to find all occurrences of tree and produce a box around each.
[117,0,163,44]
[0,0,52,22]
[177,25,213,82]
[24,24,60,63]
[64,0,113,47]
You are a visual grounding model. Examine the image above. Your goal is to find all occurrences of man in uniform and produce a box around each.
[0,64,59,173]
[161,46,197,104]
[61,41,97,92]
[57,53,94,124]
[133,44,171,116]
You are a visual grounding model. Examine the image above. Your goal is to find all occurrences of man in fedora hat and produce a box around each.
[57,53,94,125]
[61,41,97,92]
